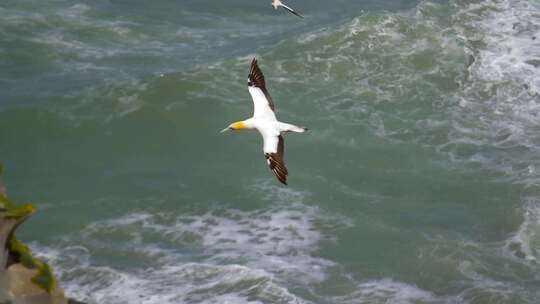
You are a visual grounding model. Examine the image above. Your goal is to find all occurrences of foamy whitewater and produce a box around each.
[1,0,540,303]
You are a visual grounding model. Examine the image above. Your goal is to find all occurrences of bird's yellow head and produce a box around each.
[221,121,246,133]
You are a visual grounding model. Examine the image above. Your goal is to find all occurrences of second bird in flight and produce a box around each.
[271,0,303,18]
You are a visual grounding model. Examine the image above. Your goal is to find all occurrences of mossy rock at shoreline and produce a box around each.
[0,165,56,295]
[7,238,56,294]
[0,193,34,220]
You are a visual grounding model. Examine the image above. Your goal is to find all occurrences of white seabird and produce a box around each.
[221,58,308,185]
[271,0,303,18]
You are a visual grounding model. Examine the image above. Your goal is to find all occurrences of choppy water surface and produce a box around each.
[1,0,540,303]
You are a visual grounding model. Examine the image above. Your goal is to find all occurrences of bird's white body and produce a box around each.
[242,118,304,154]
[245,86,305,154]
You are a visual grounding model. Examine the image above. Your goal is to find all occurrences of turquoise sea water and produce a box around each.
[1,0,540,303]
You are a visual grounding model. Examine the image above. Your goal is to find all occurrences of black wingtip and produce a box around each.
[249,57,260,74]
[286,8,303,18]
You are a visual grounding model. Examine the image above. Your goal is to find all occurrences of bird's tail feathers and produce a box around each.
[279,123,308,133]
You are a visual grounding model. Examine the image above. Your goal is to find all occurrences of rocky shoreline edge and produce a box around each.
[0,165,86,304]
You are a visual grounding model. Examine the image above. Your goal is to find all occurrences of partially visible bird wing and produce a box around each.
[264,135,288,185]
[248,58,276,119]
[278,2,303,18]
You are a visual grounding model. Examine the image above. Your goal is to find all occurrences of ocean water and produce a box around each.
[1,0,540,303]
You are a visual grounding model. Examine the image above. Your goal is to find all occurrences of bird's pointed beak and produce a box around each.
[220,127,231,133]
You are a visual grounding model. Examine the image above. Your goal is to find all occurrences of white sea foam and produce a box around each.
[454,0,540,94]
[446,0,540,273]
[331,279,440,304]
[88,206,332,283]
[31,245,303,304]
[30,193,338,303]
[444,0,540,168]
[25,175,363,303]
[505,198,540,263]
[28,182,461,304]
[35,239,456,304]
[454,258,540,303]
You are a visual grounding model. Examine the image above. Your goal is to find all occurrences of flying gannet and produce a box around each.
[221,59,307,185]
[272,0,303,18]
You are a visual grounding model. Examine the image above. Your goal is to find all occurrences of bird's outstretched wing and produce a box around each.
[279,2,303,18]
[248,58,276,119]
[264,135,288,185]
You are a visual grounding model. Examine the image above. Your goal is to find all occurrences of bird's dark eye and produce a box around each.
[248,81,253,86]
